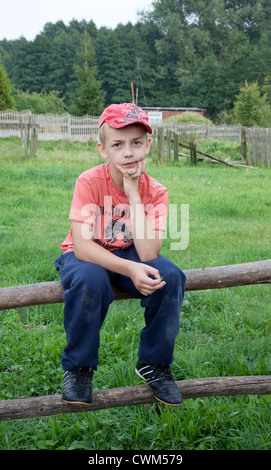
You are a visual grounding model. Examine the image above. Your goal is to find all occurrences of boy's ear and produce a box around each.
[97,142,108,160]
[146,137,152,155]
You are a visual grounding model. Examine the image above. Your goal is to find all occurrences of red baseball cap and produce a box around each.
[99,103,152,134]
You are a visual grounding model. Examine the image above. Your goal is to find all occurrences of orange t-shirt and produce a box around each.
[60,162,168,253]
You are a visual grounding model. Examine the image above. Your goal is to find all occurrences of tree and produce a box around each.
[95,27,127,105]
[262,76,271,105]
[48,29,80,103]
[1,2,271,119]
[44,90,67,113]
[0,58,14,110]
[26,34,51,93]
[69,30,105,115]
[233,81,271,127]
[112,23,155,106]
[144,0,189,104]
[178,54,220,117]
[4,37,32,91]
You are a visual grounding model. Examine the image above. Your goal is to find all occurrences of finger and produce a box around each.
[116,164,135,177]
[147,267,162,280]
[140,281,165,296]
[139,159,146,173]
[116,164,127,176]
[125,160,145,178]
[127,164,142,177]
[141,277,166,289]
[147,276,165,286]
[135,160,146,177]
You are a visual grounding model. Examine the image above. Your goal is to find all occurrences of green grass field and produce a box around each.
[0,137,270,450]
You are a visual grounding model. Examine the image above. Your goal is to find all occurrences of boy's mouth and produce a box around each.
[122,162,136,168]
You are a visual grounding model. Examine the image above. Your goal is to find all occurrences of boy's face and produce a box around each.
[97,124,152,185]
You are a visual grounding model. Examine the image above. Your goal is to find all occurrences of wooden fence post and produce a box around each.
[166,129,172,161]
[30,127,38,156]
[190,142,197,165]
[174,132,179,161]
[151,128,157,162]
[157,127,165,162]
[241,127,248,164]
[23,115,31,158]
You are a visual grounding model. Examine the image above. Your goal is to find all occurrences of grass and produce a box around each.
[0,137,270,451]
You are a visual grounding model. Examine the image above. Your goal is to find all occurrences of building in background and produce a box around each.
[143,107,204,124]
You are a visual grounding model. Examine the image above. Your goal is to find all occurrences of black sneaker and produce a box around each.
[135,360,183,406]
[62,367,93,405]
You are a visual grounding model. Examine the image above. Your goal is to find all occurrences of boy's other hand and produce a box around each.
[129,262,166,296]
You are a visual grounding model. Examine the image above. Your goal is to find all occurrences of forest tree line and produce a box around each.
[0,0,271,122]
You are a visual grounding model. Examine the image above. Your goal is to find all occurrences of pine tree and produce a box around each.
[69,30,105,116]
[0,58,14,110]
[233,81,271,127]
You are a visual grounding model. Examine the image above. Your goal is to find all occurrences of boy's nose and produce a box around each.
[124,145,133,157]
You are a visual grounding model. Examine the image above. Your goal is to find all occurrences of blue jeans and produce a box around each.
[54,246,186,371]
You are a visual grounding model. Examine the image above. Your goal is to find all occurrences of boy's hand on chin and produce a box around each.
[116,160,146,198]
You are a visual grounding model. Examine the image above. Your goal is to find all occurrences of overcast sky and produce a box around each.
[0,0,153,41]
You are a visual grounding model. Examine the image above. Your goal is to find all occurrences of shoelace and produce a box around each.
[141,364,173,383]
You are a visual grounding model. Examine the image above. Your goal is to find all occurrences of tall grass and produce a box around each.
[0,137,270,450]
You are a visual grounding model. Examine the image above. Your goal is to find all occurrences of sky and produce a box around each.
[0,0,153,41]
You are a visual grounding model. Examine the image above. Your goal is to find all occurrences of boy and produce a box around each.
[55,103,186,406]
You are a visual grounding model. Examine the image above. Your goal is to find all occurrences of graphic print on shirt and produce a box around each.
[59,165,168,253]
[104,218,133,245]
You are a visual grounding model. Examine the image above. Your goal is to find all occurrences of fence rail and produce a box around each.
[0,110,270,166]
[1,260,270,310]
[1,376,270,421]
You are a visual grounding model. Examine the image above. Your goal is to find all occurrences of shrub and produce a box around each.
[233,81,271,127]
[165,111,213,124]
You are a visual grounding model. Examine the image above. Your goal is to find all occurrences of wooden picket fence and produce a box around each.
[0,110,99,142]
[246,126,271,167]
[151,126,271,167]
[0,110,270,166]
[161,120,243,143]
[151,127,239,167]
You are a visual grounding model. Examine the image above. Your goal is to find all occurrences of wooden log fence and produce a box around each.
[0,259,270,420]
[1,260,270,310]
[151,127,271,168]
[152,128,241,167]
[1,376,270,421]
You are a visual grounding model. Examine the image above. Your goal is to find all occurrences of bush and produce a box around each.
[233,81,271,127]
[165,111,213,124]
[0,59,14,110]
